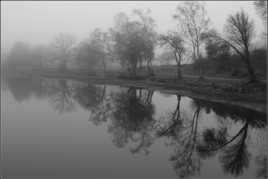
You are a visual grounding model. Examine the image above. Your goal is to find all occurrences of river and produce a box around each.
[1,77,267,179]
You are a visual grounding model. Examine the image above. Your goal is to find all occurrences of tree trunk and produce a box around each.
[174,52,182,80]
[177,64,182,80]
[196,41,200,59]
[192,45,196,62]
[244,49,256,82]
[147,59,154,77]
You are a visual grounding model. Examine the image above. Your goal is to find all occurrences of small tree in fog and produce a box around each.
[89,29,110,73]
[7,42,32,71]
[76,29,109,72]
[160,32,185,80]
[51,33,76,71]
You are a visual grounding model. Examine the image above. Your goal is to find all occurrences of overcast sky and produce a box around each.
[1,1,265,51]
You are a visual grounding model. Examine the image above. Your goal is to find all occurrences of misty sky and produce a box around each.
[1,1,265,51]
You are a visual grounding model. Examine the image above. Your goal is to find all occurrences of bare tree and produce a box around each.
[160,32,185,80]
[51,33,76,71]
[173,2,210,63]
[208,10,257,82]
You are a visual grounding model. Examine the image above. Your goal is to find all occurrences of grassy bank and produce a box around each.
[25,69,267,113]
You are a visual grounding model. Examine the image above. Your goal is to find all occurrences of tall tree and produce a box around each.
[133,9,157,76]
[173,2,210,63]
[160,32,185,80]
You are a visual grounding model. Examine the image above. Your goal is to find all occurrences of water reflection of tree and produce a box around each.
[193,99,267,178]
[155,97,267,178]
[107,88,155,155]
[5,76,45,102]
[73,83,105,110]
[46,79,75,113]
[157,96,203,178]
[157,95,182,137]
[73,83,108,126]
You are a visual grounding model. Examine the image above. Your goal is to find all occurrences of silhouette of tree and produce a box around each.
[206,10,257,82]
[173,1,210,75]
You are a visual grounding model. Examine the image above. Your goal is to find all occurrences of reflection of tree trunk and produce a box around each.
[128,88,138,100]
[170,106,201,177]
[184,107,200,163]
[158,95,181,136]
[209,121,248,151]
[174,95,181,121]
[145,90,154,104]
[138,89,142,99]
[146,59,154,77]
[100,85,106,101]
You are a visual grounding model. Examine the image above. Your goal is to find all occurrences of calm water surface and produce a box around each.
[1,77,267,179]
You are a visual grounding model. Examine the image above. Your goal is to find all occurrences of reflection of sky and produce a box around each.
[1,80,267,179]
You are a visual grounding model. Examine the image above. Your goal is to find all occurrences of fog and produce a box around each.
[1,1,265,51]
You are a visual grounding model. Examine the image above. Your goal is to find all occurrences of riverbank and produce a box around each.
[29,70,267,113]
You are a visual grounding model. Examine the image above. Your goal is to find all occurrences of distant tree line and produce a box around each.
[4,1,267,83]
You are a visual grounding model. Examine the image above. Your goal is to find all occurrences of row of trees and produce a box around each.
[5,1,267,82]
